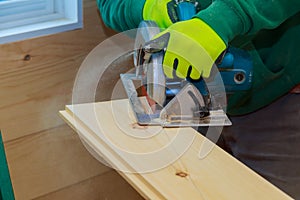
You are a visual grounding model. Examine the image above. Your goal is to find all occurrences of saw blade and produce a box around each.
[134,21,166,107]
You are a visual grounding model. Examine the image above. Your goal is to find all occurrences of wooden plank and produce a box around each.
[60,99,293,200]
[60,110,164,200]
[34,171,143,200]
[4,125,110,200]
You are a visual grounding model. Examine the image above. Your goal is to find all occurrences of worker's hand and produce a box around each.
[143,0,178,29]
[145,18,227,79]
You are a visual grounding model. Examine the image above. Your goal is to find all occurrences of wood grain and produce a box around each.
[60,99,293,200]
[0,0,116,142]
[5,125,110,200]
[34,171,143,200]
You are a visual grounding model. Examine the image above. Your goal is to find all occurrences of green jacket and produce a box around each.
[97,0,300,115]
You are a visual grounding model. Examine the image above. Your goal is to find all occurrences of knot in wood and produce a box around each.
[23,54,31,61]
[176,171,188,178]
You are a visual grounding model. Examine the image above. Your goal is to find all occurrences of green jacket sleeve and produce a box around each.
[97,0,146,32]
[196,0,300,44]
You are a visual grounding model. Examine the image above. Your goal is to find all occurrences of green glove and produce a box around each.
[147,18,227,79]
[143,0,178,29]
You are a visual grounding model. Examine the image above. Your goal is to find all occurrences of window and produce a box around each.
[0,0,83,44]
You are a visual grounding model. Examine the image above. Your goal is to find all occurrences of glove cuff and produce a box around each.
[142,0,153,19]
[143,0,174,28]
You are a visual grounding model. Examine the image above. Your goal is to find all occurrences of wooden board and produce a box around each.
[60,99,293,200]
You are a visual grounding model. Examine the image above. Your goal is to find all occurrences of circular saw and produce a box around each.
[120,20,232,127]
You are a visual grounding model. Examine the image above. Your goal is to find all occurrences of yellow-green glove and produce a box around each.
[146,18,227,79]
[143,0,178,29]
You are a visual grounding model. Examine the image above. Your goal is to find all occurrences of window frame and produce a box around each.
[0,0,83,44]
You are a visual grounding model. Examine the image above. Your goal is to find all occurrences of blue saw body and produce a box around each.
[176,1,253,93]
